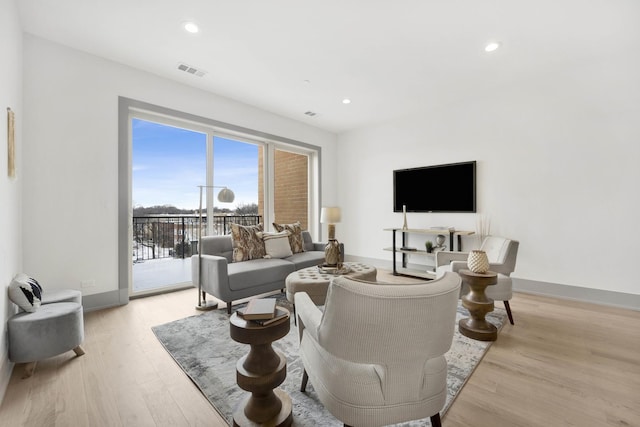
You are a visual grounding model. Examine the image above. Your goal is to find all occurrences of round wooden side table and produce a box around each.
[229,307,293,427]
[458,269,498,341]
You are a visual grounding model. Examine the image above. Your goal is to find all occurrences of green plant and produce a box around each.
[425,240,434,253]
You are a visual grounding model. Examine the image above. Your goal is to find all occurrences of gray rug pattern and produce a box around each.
[152,296,506,426]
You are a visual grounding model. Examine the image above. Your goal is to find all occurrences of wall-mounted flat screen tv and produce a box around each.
[393,161,476,213]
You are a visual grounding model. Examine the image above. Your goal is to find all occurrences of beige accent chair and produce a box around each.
[294,272,461,427]
[435,236,519,324]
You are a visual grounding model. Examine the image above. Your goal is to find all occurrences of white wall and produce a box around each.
[0,0,23,404]
[21,34,338,299]
[337,52,640,298]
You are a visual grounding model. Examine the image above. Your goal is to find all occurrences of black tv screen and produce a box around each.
[393,161,476,213]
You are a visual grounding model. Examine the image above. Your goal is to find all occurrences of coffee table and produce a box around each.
[285,262,377,319]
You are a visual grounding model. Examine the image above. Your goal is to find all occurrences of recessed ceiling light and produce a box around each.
[183,22,199,34]
[342,98,351,104]
[484,41,501,52]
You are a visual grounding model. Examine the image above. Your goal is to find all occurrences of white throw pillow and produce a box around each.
[8,273,43,312]
[260,231,293,259]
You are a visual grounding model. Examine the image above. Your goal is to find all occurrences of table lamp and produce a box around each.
[320,207,342,267]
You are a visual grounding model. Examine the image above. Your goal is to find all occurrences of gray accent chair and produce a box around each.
[436,236,519,324]
[295,272,461,427]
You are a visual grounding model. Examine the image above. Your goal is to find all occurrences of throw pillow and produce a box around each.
[273,221,305,254]
[8,273,43,312]
[230,223,266,262]
[259,231,293,259]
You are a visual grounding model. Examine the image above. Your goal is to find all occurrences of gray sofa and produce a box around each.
[192,231,340,313]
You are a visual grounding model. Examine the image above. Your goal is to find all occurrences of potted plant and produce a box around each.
[425,240,434,253]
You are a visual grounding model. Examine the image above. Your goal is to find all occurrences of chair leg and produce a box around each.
[292,304,297,326]
[227,301,232,314]
[73,345,86,357]
[430,413,442,427]
[23,362,37,378]
[301,369,309,392]
[504,300,514,325]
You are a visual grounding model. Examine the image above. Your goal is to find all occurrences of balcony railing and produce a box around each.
[132,214,262,262]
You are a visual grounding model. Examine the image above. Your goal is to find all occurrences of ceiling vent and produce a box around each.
[177,63,206,77]
[304,111,317,117]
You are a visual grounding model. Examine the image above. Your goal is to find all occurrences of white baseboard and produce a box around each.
[513,278,640,311]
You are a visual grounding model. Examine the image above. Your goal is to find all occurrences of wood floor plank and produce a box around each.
[54,352,90,427]
[1,270,638,427]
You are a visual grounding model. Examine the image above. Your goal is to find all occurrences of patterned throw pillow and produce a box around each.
[230,223,266,262]
[273,221,305,254]
[259,231,293,259]
[8,273,43,312]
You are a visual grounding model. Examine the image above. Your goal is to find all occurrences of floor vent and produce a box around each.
[177,63,206,77]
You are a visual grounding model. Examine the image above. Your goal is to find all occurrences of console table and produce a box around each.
[383,228,474,279]
[229,307,293,427]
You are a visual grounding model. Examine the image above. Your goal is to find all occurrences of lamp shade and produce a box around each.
[217,188,235,203]
[320,207,341,223]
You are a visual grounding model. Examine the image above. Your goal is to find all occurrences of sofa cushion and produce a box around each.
[230,223,266,262]
[286,250,327,270]
[227,258,295,291]
[259,231,293,259]
[273,221,305,254]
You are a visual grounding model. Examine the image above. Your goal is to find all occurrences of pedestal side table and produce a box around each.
[229,307,293,427]
[458,269,498,341]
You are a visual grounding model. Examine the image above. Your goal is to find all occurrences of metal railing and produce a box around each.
[132,215,262,262]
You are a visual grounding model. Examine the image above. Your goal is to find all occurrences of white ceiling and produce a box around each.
[17,0,640,134]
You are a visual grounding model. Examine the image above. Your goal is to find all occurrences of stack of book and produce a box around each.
[236,298,288,326]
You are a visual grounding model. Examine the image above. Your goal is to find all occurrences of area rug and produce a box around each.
[152,296,506,426]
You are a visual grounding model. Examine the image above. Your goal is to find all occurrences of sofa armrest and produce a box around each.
[191,254,230,298]
[435,250,469,267]
[294,292,323,343]
[311,242,324,251]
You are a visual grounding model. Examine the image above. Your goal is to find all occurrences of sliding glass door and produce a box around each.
[131,118,206,295]
[211,136,262,234]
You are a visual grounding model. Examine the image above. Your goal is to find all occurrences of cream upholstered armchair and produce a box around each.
[435,235,519,324]
[294,272,461,427]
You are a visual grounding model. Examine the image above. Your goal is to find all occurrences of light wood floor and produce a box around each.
[1,270,639,427]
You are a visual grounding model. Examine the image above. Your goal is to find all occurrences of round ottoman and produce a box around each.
[8,302,85,377]
[286,262,377,320]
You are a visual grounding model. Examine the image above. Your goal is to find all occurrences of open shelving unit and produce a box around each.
[384,228,474,279]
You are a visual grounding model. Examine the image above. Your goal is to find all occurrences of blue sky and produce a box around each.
[132,119,258,210]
